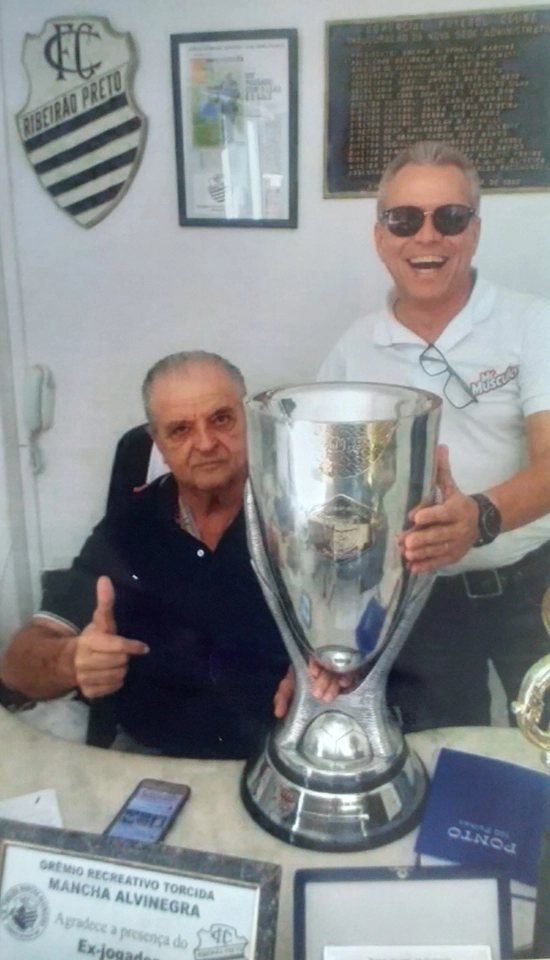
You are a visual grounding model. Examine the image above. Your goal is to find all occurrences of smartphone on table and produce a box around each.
[104,779,191,844]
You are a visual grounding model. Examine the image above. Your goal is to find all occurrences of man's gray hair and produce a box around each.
[377,141,481,213]
[142,350,246,424]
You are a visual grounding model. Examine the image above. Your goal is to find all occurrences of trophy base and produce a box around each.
[241,738,428,851]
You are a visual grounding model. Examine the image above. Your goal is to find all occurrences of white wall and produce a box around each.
[0,412,18,650]
[1,0,549,576]
[0,254,35,648]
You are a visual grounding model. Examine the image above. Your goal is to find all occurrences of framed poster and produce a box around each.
[171,29,298,227]
[325,8,550,195]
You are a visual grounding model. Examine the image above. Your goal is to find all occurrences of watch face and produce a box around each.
[483,503,501,539]
[474,494,501,544]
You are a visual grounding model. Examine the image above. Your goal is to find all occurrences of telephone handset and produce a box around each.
[24,365,55,474]
[24,364,55,434]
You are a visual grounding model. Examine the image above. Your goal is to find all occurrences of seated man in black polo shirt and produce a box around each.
[0,351,291,758]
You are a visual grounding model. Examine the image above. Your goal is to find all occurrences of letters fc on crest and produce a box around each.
[17,17,147,227]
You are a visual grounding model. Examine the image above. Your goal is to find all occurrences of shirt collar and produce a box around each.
[151,473,245,544]
[372,272,496,349]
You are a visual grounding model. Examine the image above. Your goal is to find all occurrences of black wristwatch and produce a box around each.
[471,493,502,547]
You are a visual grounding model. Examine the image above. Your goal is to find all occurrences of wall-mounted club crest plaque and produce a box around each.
[16,17,147,227]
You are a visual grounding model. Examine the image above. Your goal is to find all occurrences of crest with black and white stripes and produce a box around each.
[17,17,147,227]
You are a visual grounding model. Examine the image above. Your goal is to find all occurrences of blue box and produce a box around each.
[415,748,550,886]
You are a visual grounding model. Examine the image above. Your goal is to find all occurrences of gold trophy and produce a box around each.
[512,587,550,767]
[511,586,550,956]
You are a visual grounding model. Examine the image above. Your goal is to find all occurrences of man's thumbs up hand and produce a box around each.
[74,576,149,699]
[92,575,117,635]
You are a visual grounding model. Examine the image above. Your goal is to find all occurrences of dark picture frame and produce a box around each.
[294,865,513,960]
[171,29,298,227]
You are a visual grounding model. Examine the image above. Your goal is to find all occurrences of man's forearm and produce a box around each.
[488,411,550,533]
[488,457,550,533]
[0,623,78,700]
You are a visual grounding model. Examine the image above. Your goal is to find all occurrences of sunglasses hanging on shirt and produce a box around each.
[379,204,477,237]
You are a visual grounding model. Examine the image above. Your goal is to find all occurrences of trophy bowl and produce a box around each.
[241,382,442,851]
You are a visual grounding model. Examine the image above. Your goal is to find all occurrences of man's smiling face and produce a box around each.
[374,163,480,321]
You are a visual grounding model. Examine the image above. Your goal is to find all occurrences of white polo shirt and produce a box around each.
[318,275,550,573]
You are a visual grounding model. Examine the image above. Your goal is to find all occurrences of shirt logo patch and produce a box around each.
[471,365,519,397]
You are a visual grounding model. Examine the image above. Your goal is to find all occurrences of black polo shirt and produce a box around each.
[41,476,289,758]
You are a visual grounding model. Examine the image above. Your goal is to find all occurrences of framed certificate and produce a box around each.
[0,819,280,959]
[294,866,513,960]
[171,29,298,227]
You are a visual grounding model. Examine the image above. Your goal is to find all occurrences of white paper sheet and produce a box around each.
[324,947,492,960]
[0,789,62,827]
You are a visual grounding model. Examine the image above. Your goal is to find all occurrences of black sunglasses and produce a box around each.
[419,343,478,409]
[379,204,477,237]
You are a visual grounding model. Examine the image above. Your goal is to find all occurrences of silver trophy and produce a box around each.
[241,383,441,851]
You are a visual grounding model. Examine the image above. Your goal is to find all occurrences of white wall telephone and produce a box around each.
[24,364,55,434]
[24,365,55,474]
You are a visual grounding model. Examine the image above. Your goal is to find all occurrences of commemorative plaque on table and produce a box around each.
[0,819,279,959]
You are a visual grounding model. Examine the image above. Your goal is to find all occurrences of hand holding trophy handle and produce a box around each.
[511,585,550,768]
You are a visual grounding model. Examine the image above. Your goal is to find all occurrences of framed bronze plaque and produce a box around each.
[325,8,550,196]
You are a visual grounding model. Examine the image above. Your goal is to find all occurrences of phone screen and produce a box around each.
[105,783,190,843]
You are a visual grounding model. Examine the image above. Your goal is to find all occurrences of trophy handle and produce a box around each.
[244,482,315,729]
[245,481,372,749]
[511,586,550,766]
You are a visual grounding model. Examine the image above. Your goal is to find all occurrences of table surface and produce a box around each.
[0,707,547,958]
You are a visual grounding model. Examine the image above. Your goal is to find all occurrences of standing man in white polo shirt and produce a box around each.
[319,140,550,731]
